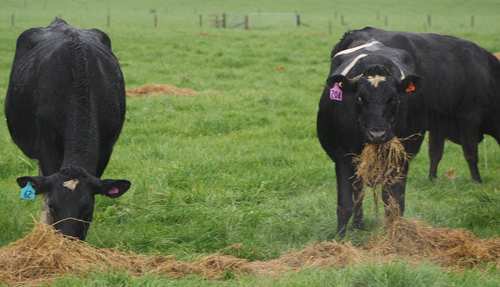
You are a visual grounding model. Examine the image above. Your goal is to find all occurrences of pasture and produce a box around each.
[1,0,500,285]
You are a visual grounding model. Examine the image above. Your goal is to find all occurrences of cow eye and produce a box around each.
[357,96,363,103]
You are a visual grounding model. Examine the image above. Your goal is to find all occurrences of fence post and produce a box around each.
[245,15,249,30]
[296,14,300,27]
[427,14,431,26]
[107,14,110,27]
[222,13,226,28]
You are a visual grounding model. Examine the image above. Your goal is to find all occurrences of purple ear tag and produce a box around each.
[109,187,119,195]
[330,82,342,101]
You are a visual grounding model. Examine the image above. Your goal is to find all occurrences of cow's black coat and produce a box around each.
[6,18,131,241]
[318,27,500,236]
[330,27,500,183]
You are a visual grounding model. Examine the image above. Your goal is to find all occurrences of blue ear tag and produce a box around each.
[21,182,36,200]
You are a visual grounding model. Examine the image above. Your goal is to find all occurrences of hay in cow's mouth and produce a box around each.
[352,137,412,190]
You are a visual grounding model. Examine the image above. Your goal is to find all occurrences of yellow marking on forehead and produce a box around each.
[63,179,79,191]
[367,75,386,87]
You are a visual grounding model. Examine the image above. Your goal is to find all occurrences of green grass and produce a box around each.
[2,0,500,285]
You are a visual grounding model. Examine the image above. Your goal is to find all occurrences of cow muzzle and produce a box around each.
[366,127,389,144]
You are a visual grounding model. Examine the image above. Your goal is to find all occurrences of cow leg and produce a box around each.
[460,127,482,183]
[335,155,359,237]
[352,180,364,230]
[428,131,445,180]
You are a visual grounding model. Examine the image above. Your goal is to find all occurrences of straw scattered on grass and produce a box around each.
[3,218,500,286]
[125,84,220,97]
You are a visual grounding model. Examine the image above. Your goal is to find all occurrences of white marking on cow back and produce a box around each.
[63,179,79,191]
[341,54,368,76]
[367,75,386,87]
[399,68,405,79]
[333,41,381,58]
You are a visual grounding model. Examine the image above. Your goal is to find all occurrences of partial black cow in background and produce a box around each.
[6,18,131,241]
[318,27,500,236]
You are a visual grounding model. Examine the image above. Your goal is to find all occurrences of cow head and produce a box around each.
[327,64,423,144]
[16,166,131,241]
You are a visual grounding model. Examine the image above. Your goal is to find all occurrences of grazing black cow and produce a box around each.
[330,27,500,184]
[5,18,131,241]
[318,27,500,236]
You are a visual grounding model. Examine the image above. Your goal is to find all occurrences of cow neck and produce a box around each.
[61,30,99,176]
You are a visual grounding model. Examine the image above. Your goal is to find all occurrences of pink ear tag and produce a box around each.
[330,82,343,101]
[109,187,119,194]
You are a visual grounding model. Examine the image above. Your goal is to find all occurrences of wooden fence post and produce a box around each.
[427,14,431,26]
[296,14,300,27]
[222,13,226,28]
[245,15,249,30]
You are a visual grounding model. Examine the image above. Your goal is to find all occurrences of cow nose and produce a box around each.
[367,128,387,144]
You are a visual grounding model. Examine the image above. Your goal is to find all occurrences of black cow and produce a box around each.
[330,27,500,184]
[317,39,425,236]
[5,18,131,241]
[318,27,500,236]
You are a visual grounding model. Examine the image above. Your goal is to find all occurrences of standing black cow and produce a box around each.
[317,39,425,236]
[6,18,131,241]
[318,27,500,236]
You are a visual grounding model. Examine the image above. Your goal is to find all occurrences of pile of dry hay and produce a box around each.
[125,84,215,97]
[2,218,500,285]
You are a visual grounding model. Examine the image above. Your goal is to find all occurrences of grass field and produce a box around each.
[2,0,500,285]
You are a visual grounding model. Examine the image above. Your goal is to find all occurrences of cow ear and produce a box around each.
[97,179,131,198]
[16,176,51,195]
[326,75,357,92]
[398,75,424,94]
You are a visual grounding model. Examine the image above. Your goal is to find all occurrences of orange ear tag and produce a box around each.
[406,82,415,93]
